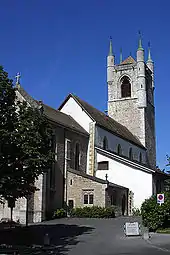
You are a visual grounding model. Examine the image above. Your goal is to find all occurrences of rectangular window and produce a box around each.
[98,161,109,170]
[84,194,88,204]
[83,190,94,205]
[55,143,58,161]
[89,194,94,204]
[66,140,71,160]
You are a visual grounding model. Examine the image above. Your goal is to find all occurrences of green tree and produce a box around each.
[0,66,54,221]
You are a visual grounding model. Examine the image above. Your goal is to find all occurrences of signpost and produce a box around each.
[124,222,140,236]
[157,193,164,205]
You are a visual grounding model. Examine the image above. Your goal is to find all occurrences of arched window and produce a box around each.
[139,152,142,163]
[103,136,108,150]
[75,143,80,170]
[117,144,122,155]
[121,76,131,98]
[129,148,133,160]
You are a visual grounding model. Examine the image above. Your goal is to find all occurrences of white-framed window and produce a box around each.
[83,189,94,205]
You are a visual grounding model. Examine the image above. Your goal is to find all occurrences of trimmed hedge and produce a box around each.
[141,192,170,231]
[70,206,115,218]
[53,209,66,219]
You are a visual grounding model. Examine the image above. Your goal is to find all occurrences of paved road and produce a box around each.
[39,217,170,254]
[0,217,170,254]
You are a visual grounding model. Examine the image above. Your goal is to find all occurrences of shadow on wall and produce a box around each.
[0,223,94,254]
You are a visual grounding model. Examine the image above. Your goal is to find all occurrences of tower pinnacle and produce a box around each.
[147,42,153,62]
[138,31,143,50]
[108,37,113,56]
[120,48,123,63]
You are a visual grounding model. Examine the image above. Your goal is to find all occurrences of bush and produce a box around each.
[132,208,141,216]
[141,192,170,231]
[53,208,66,219]
[70,206,115,218]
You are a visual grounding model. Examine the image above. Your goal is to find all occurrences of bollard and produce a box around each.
[44,233,50,246]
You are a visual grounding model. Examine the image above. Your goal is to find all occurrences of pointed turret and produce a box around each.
[147,42,154,89]
[147,42,153,62]
[108,37,113,56]
[138,31,144,51]
[136,31,146,108]
[107,37,114,85]
[120,48,122,63]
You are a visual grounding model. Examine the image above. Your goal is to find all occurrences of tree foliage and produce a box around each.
[0,66,54,204]
[141,192,170,231]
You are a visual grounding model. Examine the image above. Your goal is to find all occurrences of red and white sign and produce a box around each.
[157,194,164,204]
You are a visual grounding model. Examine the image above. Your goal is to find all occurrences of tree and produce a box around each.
[0,66,54,221]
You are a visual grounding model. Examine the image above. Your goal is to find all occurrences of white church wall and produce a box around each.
[60,97,93,133]
[60,96,95,174]
[95,126,146,164]
[96,150,153,209]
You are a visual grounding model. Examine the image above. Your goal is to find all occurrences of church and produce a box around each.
[0,35,168,223]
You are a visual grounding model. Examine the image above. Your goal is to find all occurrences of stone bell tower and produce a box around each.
[107,34,156,169]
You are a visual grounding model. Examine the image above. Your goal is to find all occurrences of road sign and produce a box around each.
[157,193,164,205]
[124,222,140,236]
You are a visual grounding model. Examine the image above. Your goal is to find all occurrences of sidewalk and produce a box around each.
[146,233,170,252]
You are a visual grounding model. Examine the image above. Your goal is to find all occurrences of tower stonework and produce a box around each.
[107,37,156,169]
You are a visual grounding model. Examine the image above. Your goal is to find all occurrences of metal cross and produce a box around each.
[105,174,108,181]
[15,72,21,84]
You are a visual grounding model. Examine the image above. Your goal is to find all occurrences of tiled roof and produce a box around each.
[42,104,88,136]
[59,94,145,148]
[17,86,88,136]
[69,168,129,190]
[120,56,136,65]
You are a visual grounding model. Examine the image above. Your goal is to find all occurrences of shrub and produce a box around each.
[70,206,115,218]
[141,192,170,231]
[53,208,66,219]
[132,208,141,216]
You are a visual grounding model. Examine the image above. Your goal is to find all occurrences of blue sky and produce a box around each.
[0,0,169,170]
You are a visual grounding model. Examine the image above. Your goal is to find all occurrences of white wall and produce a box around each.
[95,126,147,164]
[60,97,93,133]
[96,151,153,209]
[60,96,94,174]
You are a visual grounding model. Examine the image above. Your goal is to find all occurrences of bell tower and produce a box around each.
[107,34,156,169]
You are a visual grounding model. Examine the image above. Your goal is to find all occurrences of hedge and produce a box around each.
[141,192,170,231]
[53,209,66,219]
[70,206,115,218]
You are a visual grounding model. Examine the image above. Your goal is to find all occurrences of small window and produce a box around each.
[75,143,80,170]
[70,179,73,185]
[129,148,133,160]
[84,194,88,204]
[117,144,122,155]
[98,161,109,170]
[55,143,58,161]
[68,200,74,209]
[66,140,71,160]
[103,136,108,150]
[89,194,94,204]
[121,76,131,98]
[139,152,142,163]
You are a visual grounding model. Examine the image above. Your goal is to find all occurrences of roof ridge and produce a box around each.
[70,94,144,148]
[120,56,136,65]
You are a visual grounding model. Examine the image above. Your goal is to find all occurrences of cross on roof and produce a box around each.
[15,72,21,85]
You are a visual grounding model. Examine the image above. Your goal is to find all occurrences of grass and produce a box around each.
[156,228,170,234]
